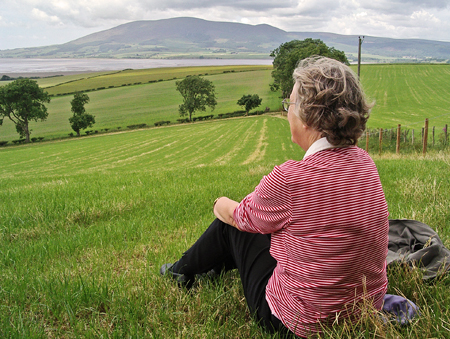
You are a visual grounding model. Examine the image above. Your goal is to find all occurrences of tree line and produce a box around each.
[1,38,348,144]
[0,79,95,143]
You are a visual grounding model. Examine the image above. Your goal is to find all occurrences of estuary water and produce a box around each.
[0,58,273,76]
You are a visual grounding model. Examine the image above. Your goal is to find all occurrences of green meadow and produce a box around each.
[359,64,450,128]
[1,64,449,143]
[0,66,278,142]
[1,62,450,338]
[1,114,450,338]
[41,65,272,94]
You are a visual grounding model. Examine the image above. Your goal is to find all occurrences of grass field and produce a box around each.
[1,64,450,143]
[359,64,450,128]
[40,65,272,95]
[0,66,279,142]
[1,116,449,338]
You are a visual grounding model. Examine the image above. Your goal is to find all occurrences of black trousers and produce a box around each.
[172,218,294,336]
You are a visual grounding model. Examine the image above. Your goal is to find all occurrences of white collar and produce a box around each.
[303,137,336,159]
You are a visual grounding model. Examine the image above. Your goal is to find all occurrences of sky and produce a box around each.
[1,0,450,50]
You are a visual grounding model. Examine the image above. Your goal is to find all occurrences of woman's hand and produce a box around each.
[213,197,240,229]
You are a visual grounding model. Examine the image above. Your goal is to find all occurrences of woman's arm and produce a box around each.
[213,197,240,229]
[233,165,291,234]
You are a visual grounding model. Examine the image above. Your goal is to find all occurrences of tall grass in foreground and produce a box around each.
[1,116,449,338]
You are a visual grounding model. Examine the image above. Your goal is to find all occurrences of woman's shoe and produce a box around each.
[160,263,222,289]
[160,263,194,288]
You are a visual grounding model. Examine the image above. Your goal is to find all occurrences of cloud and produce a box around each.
[357,0,449,15]
[410,10,440,23]
[31,8,62,25]
[133,0,298,11]
[14,0,450,34]
[17,0,131,27]
[1,0,450,50]
[23,0,300,28]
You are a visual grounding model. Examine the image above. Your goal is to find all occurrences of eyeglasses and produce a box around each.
[281,99,296,112]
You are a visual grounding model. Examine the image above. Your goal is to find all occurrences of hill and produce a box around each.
[1,17,449,62]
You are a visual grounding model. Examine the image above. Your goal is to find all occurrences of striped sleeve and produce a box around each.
[234,165,291,234]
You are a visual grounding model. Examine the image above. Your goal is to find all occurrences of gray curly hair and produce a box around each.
[292,56,373,146]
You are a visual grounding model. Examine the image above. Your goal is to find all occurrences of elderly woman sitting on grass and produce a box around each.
[161,56,388,338]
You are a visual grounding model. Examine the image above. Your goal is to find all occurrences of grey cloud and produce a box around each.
[26,1,303,28]
[397,0,450,8]
[3,0,450,50]
[359,0,449,15]
[296,1,341,17]
[29,0,448,36]
[135,0,298,11]
[28,3,134,28]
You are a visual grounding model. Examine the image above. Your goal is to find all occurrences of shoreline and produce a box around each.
[0,58,273,78]
[2,70,105,78]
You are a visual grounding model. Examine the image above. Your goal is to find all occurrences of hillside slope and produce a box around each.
[1,17,449,62]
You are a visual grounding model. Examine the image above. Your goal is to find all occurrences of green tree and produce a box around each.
[270,39,349,98]
[69,92,95,136]
[176,75,217,122]
[0,78,50,143]
[237,94,262,116]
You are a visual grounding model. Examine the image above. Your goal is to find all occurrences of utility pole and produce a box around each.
[358,36,364,78]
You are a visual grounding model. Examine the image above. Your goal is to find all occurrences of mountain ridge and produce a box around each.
[1,17,449,62]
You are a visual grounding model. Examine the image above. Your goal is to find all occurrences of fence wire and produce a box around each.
[364,111,450,138]
[361,112,450,154]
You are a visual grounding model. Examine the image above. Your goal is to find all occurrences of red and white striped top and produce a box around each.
[234,144,389,337]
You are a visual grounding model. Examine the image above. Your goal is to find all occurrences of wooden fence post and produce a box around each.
[432,126,435,146]
[445,124,448,145]
[366,130,369,152]
[423,119,428,155]
[396,124,401,154]
[379,128,383,155]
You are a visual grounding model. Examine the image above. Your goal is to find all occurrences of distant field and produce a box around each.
[36,71,120,88]
[41,65,272,96]
[0,66,278,141]
[359,64,450,128]
[1,63,449,142]
[1,116,449,338]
